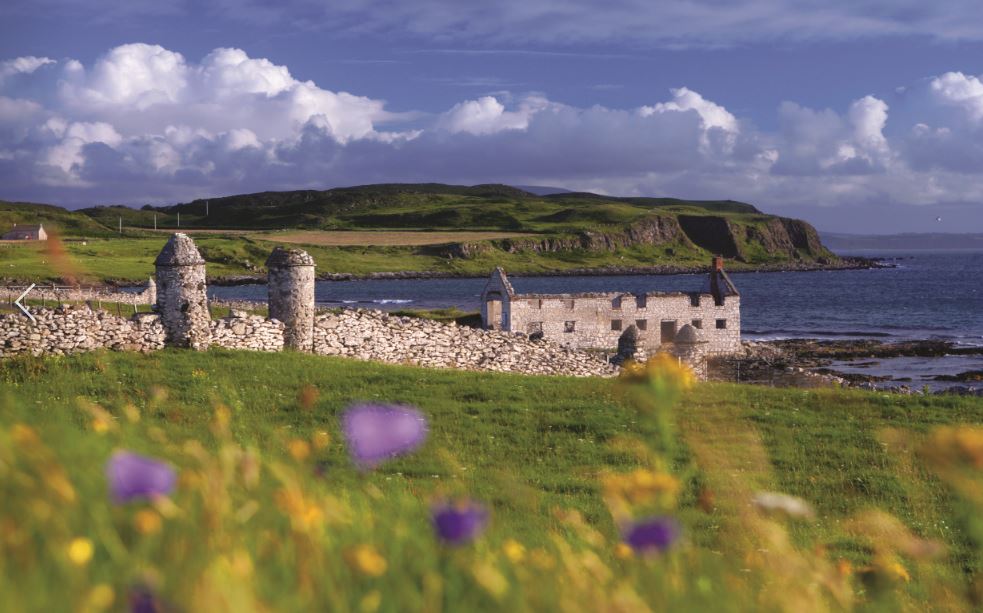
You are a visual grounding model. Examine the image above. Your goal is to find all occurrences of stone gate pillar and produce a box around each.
[266,247,315,351]
[154,233,211,350]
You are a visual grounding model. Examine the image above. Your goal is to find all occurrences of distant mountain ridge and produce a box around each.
[821,232,983,250]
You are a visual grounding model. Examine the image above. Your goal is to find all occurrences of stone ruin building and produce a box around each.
[480,256,741,365]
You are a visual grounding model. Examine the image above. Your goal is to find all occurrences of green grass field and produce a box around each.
[1,349,981,611]
[0,233,721,284]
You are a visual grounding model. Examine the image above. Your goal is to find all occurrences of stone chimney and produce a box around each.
[710,255,724,306]
[266,246,315,352]
[154,233,211,350]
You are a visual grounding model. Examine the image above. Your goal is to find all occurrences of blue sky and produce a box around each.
[2,1,983,233]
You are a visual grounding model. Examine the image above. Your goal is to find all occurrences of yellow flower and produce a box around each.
[312,431,331,450]
[472,562,509,599]
[502,538,526,563]
[211,405,231,437]
[11,423,40,447]
[44,466,77,503]
[614,543,633,560]
[837,559,853,578]
[360,590,382,613]
[288,439,311,462]
[529,548,556,570]
[922,426,983,469]
[134,509,162,535]
[91,418,110,434]
[230,549,254,578]
[602,469,680,508]
[885,561,911,583]
[275,488,323,532]
[84,584,115,611]
[620,354,696,391]
[67,537,94,566]
[345,544,388,577]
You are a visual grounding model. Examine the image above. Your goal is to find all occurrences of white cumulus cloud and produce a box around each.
[0,41,982,221]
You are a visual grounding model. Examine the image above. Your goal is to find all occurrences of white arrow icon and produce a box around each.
[14,283,35,322]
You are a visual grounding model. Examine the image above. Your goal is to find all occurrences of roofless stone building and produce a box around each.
[480,257,741,356]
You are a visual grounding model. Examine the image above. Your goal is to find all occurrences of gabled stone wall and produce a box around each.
[480,260,742,357]
[507,291,739,354]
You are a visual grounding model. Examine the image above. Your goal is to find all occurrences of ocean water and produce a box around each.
[208,250,983,347]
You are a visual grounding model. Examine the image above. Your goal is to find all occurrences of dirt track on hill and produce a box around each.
[260,230,534,246]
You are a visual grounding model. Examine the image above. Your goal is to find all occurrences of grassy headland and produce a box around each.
[0,184,844,284]
[1,349,981,610]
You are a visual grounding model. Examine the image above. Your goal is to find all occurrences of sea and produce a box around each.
[205,250,983,389]
[209,250,983,347]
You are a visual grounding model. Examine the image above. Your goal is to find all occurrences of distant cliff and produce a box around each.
[442,212,834,264]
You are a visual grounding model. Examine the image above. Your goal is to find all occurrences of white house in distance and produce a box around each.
[1,224,48,241]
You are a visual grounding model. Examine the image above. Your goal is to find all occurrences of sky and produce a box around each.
[2,1,983,233]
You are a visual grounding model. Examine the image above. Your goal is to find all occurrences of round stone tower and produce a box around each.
[154,233,211,350]
[266,246,315,352]
[670,324,708,380]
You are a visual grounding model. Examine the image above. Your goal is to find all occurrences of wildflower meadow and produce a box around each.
[0,348,981,611]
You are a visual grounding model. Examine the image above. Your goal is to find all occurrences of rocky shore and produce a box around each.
[711,339,983,396]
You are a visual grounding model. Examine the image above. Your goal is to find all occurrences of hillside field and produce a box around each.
[0,184,840,283]
[1,349,981,611]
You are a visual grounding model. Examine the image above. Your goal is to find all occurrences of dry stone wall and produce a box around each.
[1,233,694,378]
[313,308,617,377]
[210,311,284,352]
[0,306,165,358]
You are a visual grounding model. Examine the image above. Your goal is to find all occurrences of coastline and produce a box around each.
[721,338,983,395]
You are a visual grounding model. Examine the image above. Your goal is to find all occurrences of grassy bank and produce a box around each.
[0,232,831,285]
[1,349,981,610]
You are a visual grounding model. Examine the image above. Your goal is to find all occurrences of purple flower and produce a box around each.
[342,403,428,469]
[105,451,177,503]
[432,500,488,545]
[623,516,680,553]
[129,585,164,613]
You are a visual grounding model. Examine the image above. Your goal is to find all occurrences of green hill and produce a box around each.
[81,184,837,265]
[0,201,114,237]
[0,185,840,282]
